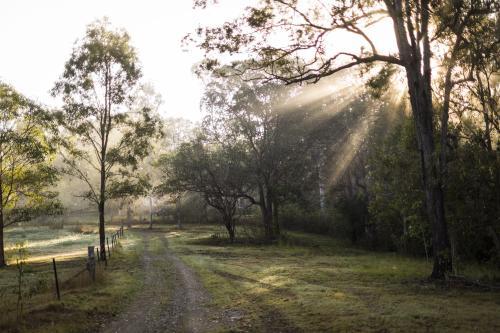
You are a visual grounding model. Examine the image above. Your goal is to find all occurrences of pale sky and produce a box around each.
[0,0,248,121]
[0,1,396,121]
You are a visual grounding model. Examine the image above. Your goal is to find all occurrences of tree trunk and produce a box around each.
[203,202,209,224]
[223,215,235,243]
[98,200,106,261]
[0,155,5,267]
[149,196,153,230]
[0,206,5,267]
[477,72,494,151]
[316,149,326,213]
[126,205,132,228]
[405,66,452,279]
[488,226,500,260]
[421,225,430,262]
[259,203,273,240]
[99,166,106,261]
[450,230,459,275]
[402,216,408,254]
[227,225,235,243]
[388,0,452,279]
[258,183,274,240]
[176,197,182,228]
[272,201,280,237]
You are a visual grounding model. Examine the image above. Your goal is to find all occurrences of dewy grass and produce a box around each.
[167,225,500,333]
[0,225,145,333]
[4,225,122,264]
[3,224,498,332]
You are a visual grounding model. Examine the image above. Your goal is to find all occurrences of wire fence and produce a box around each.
[0,225,126,315]
[51,225,125,299]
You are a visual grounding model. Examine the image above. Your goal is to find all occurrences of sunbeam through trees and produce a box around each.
[0,1,499,332]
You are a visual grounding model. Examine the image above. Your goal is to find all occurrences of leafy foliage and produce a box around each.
[0,83,61,266]
[52,19,162,204]
[158,138,249,241]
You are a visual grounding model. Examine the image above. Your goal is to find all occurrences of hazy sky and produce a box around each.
[0,1,396,121]
[0,0,248,120]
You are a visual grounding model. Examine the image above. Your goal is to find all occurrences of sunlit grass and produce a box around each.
[4,224,122,264]
[0,224,144,333]
[167,225,500,332]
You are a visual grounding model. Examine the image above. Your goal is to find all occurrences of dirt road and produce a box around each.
[102,230,219,333]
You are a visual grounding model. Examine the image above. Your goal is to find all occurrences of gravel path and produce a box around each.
[102,231,217,333]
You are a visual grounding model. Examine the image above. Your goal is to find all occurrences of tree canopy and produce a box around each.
[0,82,61,266]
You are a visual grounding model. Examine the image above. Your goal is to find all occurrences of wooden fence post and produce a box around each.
[52,258,61,301]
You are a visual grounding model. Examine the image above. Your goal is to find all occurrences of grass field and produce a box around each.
[167,225,500,333]
[2,223,499,332]
[0,224,144,333]
[4,224,119,264]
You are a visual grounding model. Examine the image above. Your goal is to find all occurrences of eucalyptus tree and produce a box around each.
[442,13,500,262]
[0,83,60,267]
[191,0,497,279]
[202,81,287,239]
[435,2,499,187]
[446,12,499,152]
[52,19,161,260]
[158,138,249,242]
[202,79,326,239]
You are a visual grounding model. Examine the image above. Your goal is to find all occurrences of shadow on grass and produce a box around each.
[183,229,366,257]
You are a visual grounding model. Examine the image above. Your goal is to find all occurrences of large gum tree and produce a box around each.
[191,0,497,279]
[53,19,161,260]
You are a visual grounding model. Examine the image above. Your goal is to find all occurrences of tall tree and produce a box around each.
[192,0,497,279]
[445,11,499,153]
[442,12,499,263]
[52,19,161,260]
[0,83,60,267]
[435,1,498,188]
